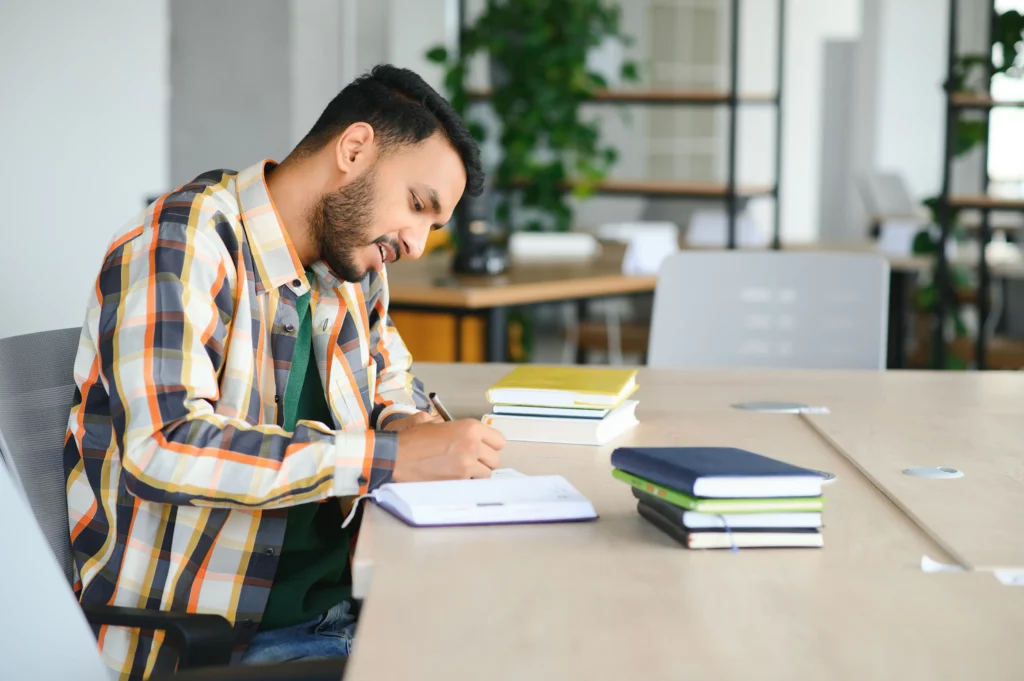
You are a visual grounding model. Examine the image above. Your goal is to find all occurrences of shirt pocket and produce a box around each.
[329,358,375,431]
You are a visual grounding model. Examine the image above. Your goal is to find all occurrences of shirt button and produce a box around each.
[284,323,295,333]
[264,547,275,556]
[292,279,302,288]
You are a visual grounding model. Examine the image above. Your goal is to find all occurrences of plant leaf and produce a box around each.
[425,46,448,64]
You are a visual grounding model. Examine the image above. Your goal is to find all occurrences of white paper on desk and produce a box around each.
[371,474,597,527]
[621,230,679,275]
[877,218,923,256]
[508,232,601,262]
[994,569,1024,586]
[921,555,967,573]
[685,209,766,248]
[490,468,526,478]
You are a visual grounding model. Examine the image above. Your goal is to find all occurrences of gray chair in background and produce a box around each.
[0,327,345,680]
[647,252,890,370]
[0,326,82,581]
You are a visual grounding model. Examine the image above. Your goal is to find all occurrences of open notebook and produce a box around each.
[361,471,598,527]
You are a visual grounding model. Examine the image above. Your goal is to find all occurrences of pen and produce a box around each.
[428,392,453,422]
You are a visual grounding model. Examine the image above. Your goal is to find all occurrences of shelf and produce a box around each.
[950,93,1024,109]
[947,195,1024,210]
[909,335,1024,370]
[467,89,777,105]
[506,178,776,198]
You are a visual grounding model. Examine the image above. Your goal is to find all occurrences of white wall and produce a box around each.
[872,0,947,200]
[738,0,863,244]
[0,0,169,339]
[291,0,344,145]
[837,0,987,238]
[387,0,452,93]
[170,0,292,186]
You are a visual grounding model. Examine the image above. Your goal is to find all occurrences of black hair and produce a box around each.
[294,64,484,197]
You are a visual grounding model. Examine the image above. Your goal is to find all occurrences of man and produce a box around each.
[64,64,506,679]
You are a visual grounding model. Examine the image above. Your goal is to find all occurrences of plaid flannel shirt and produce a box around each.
[63,160,428,679]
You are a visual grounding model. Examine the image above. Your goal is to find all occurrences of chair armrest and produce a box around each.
[82,604,235,669]
[152,658,346,681]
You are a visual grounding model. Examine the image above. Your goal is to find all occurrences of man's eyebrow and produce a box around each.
[424,187,442,213]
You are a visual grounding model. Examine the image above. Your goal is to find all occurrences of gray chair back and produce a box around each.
[0,461,113,681]
[0,326,82,582]
[647,252,890,369]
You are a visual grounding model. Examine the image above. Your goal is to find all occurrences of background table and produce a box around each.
[387,245,655,362]
[386,243,1023,366]
[346,364,1024,681]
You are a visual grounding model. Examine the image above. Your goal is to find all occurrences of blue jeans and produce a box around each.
[241,601,357,665]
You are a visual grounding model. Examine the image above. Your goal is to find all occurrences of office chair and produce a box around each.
[647,251,890,369]
[0,328,345,680]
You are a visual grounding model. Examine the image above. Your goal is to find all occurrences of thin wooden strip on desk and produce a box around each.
[947,194,1024,210]
[467,88,777,104]
[950,92,1024,108]
[501,178,776,197]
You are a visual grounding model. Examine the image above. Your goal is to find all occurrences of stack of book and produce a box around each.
[610,446,825,549]
[482,365,640,446]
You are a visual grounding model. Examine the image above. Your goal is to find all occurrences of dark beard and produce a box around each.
[308,166,399,282]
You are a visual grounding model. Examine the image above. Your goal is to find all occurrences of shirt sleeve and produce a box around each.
[94,214,395,509]
[368,267,431,430]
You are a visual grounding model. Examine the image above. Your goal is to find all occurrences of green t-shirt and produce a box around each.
[260,278,355,631]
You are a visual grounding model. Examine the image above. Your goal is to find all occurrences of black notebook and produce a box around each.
[611,446,822,499]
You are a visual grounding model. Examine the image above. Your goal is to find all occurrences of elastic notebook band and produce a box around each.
[715,514,739,552]
[341,493,374,529]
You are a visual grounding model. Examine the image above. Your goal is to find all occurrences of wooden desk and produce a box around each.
[347,365,1024,681]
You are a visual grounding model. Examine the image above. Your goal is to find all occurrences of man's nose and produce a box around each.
[400,224,430,259]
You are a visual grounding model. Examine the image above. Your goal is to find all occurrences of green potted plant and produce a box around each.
[426,0,639,234]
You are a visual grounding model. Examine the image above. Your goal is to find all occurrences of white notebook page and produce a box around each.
[372,474,596,526]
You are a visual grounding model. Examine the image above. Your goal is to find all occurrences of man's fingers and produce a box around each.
[383,411,436,432]
[467,460,494,479]
[476,443,502,470]
[476,422,507,450]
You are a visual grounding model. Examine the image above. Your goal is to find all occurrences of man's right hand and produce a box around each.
[392,419,506,482]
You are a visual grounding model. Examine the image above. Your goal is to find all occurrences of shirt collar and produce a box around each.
[235,159,309,295]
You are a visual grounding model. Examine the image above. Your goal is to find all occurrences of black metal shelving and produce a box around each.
[936,0,1024,369]
[455,0,787,250]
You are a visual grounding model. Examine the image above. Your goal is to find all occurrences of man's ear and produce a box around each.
[333,122,375,175]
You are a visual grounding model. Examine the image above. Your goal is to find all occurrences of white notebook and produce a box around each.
[682,511,823,530]
[483,400,638,446]
[368,474,598,527]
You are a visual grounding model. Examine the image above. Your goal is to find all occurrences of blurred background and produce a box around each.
[1,0,1023,370]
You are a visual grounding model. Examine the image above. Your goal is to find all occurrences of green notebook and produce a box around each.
[612,468,824,514]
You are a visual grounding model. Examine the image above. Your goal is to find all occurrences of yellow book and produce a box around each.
[486,365,638,409]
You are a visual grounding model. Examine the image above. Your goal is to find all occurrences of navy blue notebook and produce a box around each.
[610,446,822,499]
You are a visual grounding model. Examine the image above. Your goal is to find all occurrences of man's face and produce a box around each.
[310,132,466,282]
